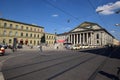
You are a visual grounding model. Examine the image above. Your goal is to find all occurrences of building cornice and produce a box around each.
[0,18,44,28]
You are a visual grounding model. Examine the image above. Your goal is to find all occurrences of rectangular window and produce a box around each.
[15,32,18,37]
[26,33,28,37]
[9,39,12,43]
[34,28,36,31]
[31,28,32,31]
[96,34,99,39]
[34,34,36,38]
[97,40,99,44]
[30,34,32,37]
[16,25,18,29]
[21,26,23,30]
[26,27,28,30]
[21,33,23,37]
[3,30,7,36]
[9,31,12,36]
[30,40,32,44]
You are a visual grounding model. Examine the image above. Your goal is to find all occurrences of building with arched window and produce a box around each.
[0,18,44,46]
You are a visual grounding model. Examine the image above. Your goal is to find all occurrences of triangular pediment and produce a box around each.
[69,22,103,32]
[71,28,87,32]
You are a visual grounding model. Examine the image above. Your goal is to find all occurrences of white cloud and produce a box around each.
[96,1,120,15]
[52,14,59,17]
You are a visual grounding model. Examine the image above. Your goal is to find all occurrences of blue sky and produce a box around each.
[0,0,120,40]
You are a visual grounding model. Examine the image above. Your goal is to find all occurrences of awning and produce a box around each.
[57,39,65,43]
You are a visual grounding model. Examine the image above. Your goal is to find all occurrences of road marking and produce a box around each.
[0,53,25,80]
[0,72,4,80]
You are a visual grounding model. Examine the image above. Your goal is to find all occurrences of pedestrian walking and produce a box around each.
[39,45,43,52]
[57,46,59,50]
[117,67,120,79]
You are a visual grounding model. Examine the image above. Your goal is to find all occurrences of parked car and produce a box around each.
[71,45,81,50]
[17,43,23,49]
[0,43,8,49]
[72,46,80,50]
[0,46,5,56]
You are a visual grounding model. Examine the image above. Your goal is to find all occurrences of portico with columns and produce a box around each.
[68,32,94,45]
[57,22,114,47]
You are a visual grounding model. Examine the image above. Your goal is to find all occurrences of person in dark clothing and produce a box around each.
[117,67,120,79]
[39,45,43,52]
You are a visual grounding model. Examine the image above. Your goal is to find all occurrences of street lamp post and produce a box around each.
[54,29,57,44]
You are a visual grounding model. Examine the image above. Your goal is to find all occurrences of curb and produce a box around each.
[0,72,4,80]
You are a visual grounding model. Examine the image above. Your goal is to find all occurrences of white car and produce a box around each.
[0,47,5,56]
[72,46,81,50]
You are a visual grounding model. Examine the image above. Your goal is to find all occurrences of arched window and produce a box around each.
[4,23,7,27]
[10,24,12,28]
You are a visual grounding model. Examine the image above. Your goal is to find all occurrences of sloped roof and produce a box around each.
[69,21,103,32]
[68,21,114,38]
[0,18,44,28]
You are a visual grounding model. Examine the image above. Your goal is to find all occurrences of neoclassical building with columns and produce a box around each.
[57,22,115,47]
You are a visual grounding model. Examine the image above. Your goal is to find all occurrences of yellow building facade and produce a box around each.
[0,18,44,46]
[45,33,55,45]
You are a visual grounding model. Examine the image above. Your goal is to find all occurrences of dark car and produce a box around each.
[0,43,8,49]
[17,43,23,49]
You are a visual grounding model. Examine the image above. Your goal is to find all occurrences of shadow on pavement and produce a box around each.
[98,71,119,80]
[79,47,120,59]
